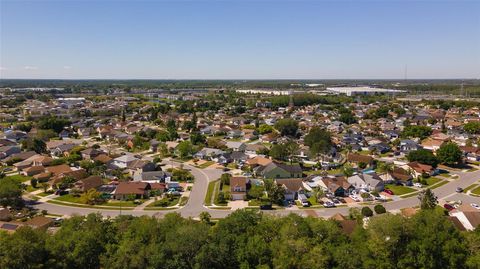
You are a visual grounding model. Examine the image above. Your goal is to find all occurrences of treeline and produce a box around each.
[269,93,353,107]
[0,210,478,269]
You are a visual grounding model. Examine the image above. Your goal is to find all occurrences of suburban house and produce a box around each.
[399,140,422,153]
[133,170,171,182]
[319,176,354,197]
[0,146,21,160]
[112,155,139,169]
[275,178,304,201]
[225,141,247,152]
[346,153,374,168]
[421,138,444,152]
[389,167,413,185]
[193,148,225,160]
[347,172,385,192]
[74,175,104,192]
[112,182,151,200]
[246,156,272,168]
[81,148,104,160]
[405,162,435,178]
[255,162,303,179]
[230,176,248,200]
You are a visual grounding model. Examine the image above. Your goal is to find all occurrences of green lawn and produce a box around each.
[147,196,180,207]
[471,186,480,196]
[307,195,319,205]
[385,184,416,195]
[5,174,32,183]
[37,192,53,197]
[196,161,214,169]
[105,200,138,207]
[463,184,479,193]
[179,196,188,206]
[428,180,449,189]
[53,194,82,203]
[222,183,230,193]
[425,177,442,186]
[25,185,39,192]
[248,199,262,206]
[204,180,217,206]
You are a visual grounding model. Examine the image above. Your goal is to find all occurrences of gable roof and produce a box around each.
[275,178,303,192]
[115,182,150,195]
[347,153,373,164]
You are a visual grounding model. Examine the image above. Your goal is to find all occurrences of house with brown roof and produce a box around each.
[421,138,444,152]
[275,178,304,201]
[22,165,45,176]
[450,206,480,231]
[389,167,413,185]
[74,175,104,192]
[230,176,248,200]
[318,176,354,197]
[112,181,151,200]
[346,153,374,168]
[405,162,435,178]
[246,156,272,168]
[25,216,54,230]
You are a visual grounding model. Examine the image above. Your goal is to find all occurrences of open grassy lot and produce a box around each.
[471,186,480,196]
[204,180,217,206]
[147,196,180,207]
[385,184,416,195]
[5,174,32,183]
[425,177,442,186]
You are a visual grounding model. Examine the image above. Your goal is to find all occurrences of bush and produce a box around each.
[374,204,386,214]
[361,206,374,217]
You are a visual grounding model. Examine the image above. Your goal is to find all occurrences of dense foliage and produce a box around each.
[407,149,439,167]
[437,142,463,166]
[0,210,478,269]
[401,125,433,140]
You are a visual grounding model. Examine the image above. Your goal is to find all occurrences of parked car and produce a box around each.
[443,203,455,211]
[55,190,69,196]
[259,204,273,210]
[324,201,335,208]
[471,203,480,210]
[456,187,464,193]
[349,195,360,202]
[413,183,423,188]
[384,189,394,195]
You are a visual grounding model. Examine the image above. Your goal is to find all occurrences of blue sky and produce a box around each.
[1,0,479,79]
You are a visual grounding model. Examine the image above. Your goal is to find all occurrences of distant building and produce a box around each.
[326,87,406,96]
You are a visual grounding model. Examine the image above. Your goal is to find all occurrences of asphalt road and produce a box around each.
[32,163,480,219]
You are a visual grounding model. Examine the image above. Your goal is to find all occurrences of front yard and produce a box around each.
[385,184,416,195]
[471,186,480,196]
[5,174,32,183]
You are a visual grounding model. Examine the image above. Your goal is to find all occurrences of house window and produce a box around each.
[234,186,242,192]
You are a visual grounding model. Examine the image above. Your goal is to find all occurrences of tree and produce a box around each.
[199,212,211,224]
[464,121,480,134]
[339,111,357,125]
[374,204,387,214]
[21,138,47,153]
[177,141,194,159]
[80,188,104,205]
[274,118,298,137]
[247,184,264,200]
[342,163,354,177]
[407,149,439,167]
[258,124,274,134]
[0,177,23,208]
[37,116,71,133]
[436,142,463,166]
[418,189,438,210]
[377,162,395,181]
[304,127,332,159]
[264,179,285,205]
[361,206,374,217]
[401,125,432,140]
[30,178,38,188]
[220,173,231,185]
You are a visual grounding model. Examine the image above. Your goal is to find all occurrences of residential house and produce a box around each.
[225,141,247,152]
[421,138,444,152]
[318,176,354,197]
[400,140,421,153]
[112,182,151,200]
[346,153,374,168]
[275,178,304,201]
[389,167,413,185]
[112,155,139,169]
[246,156,272,168]
[255,162,303,179]
[230,176,248,200]
[0,146,21,159]
[405,162,435,178]
[133,170,170,182]
[81,148,104,160]
[74,175,104,192]
[347,172,385,192]
[194,148,225,160]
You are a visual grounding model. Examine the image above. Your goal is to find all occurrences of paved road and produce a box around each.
[32,163,480,219]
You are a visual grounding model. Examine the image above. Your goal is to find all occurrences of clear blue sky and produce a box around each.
[1,0,479,79]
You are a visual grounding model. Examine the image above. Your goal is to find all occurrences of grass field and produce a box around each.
[5,174,32,183]
[471,186,480,196]
[425,177,442,186]
[196,161,214,169]
[204,180,217,206]
[385,184,416,195]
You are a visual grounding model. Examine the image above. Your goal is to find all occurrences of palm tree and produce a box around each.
[378,162,394,182]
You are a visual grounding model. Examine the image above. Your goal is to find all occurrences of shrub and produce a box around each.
[361,206,374,217]
[374,204,387,214]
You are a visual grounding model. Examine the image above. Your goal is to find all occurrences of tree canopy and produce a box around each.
[0,210,477,269]
[407,149,439,167]
[274,118,298,137]
[437,142,463,166]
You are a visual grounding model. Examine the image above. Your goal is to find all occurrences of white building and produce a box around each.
[326,87,406,96]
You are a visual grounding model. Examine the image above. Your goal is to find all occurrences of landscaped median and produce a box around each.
[47,199,134,210]
[471,185,480,196]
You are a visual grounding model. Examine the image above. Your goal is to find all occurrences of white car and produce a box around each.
[349,195,360,202]
[471,203,480,210]
[413,183,423,188]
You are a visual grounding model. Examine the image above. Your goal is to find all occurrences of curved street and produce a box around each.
[32,161,480,219]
